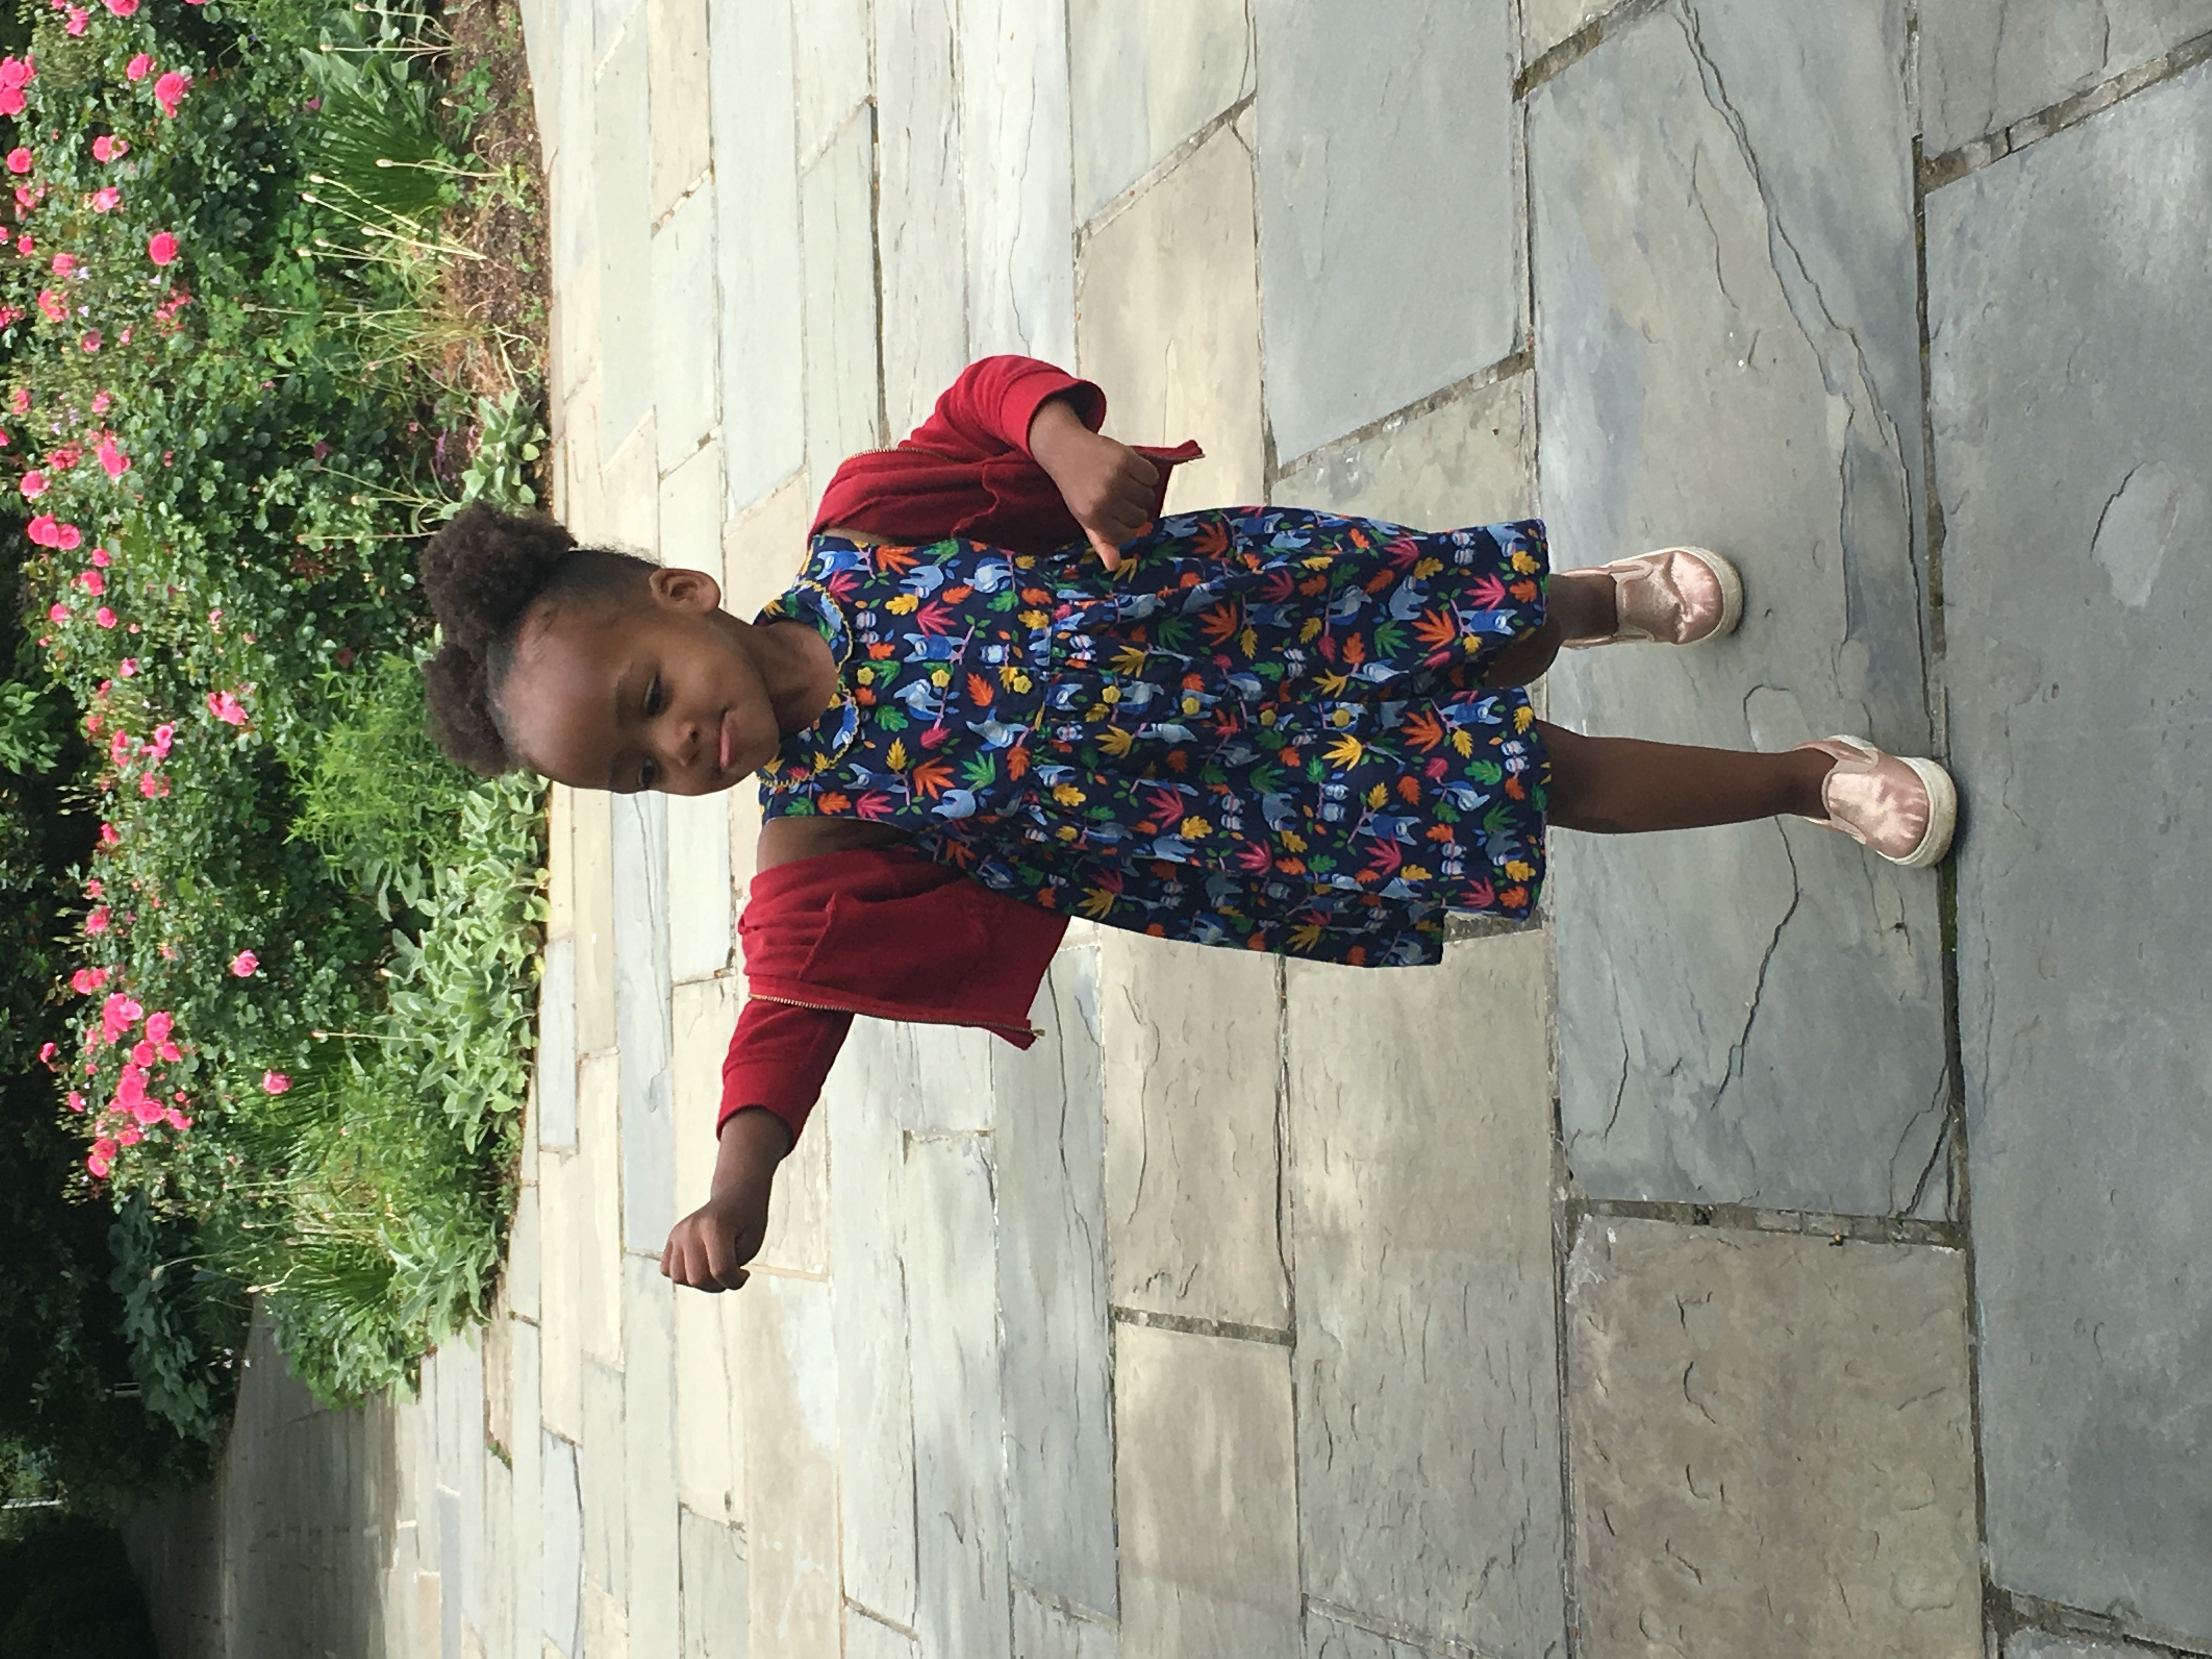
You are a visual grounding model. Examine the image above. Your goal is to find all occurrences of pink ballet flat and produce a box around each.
[1561,546,1743,647]
[1795,735,1957,868]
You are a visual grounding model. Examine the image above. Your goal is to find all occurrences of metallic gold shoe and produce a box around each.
[1794,735,1957,868]
[1561,546,1743,647]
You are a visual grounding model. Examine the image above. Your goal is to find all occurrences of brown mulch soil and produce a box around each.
[433,0,550,410]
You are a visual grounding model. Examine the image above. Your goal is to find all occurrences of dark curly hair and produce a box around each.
[417,504,658,776]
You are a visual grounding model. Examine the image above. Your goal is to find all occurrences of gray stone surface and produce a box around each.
[614,791,675,1251]
[874,0,972,438]
[1927,62,2212,1644]
[1076,117,1266,512]
[1272,370,1538,527]
[646,0,710,218]
[709,0,804,511]
[624,1258,680,1658]
[1522,0,1617,64]
[510,1319,545,1656]
[1253,0,1521,462]
[798,106,884,519]
[826,1023,923,1629]
[1115,1323,1302,1657]
[537,937,578,1149]
[2006,1633,2166,1659]
[1920,0,2212,154]
[994,948,1118,1622]
[580,1358,629,1610]
[679,1505,749,1659]
[542,1430,583,1657]
[1012,1588,1120,1659]
[594,11,653,453]
[1100,934,1290,1331]
[1564,1219,1980,1658]
[739,1273,842,1657]
[650,184,720,472]
[1068,0,1254,222]
[906,1133,1013,1659]
[792,0,871,162]
[1286,934,1567,1659]
[960,0,1077,364]
[1530,0,1950,1215]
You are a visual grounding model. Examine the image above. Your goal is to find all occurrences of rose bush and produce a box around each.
[2,0,549,1482]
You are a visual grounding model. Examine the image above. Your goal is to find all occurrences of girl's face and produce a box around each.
[499,566,787,795]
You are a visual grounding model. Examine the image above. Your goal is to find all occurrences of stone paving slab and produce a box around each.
[960,0,1078,365]
[1927,59,2212,1645]
[592,9,653,455]
[874,0,972,439]
[1565,1218,1980,1658]
[1288,934,1567,1659]
[1067,0,1252,224]
[1115,1322,1302,1656]
[799,107,885,515]
[677,1505,748,1659]
[645,0,710,220]
[1252,0,1521,462]
[650,184,721,473]
[709,0,804,512]
[1919,0,2212,154]
[1076,119,1266,509]
[1530,0,1950,1216]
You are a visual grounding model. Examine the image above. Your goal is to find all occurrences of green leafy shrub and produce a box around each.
[0,0,550,1481]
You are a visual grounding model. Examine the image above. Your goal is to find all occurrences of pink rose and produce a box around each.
[80,331,101,355]
[49,252,72,276]
[90,186,120,213]
[5,148,30,175]
[230,949,259,977]
[91,392,111,414]
[153,72,190,118]
[77,568,101,595]
[20,469,45,497]
[95,607,115,628]
[26,513,59,545]
[13,234,30,256]
[150,723,173,757]
[92,134,127,163]
[86,906,110,935]
[36,289,64,321]
[10,388,28,414]
[54,522,80,551]
[70,966,109,994]
[104,0,141,15]
[87,1152,112,1178]
[207,689,247,726]
[115,1127,140,1147]
[126,53,151,80]
[137,771,167,797]
[90,545,110,566]
[64,10,88,40]
[0,88,21,119]
[99,822,119,845]
[46,602,67,623]
[67,1092,86,1112]
[97,437,127,476]
[130,1039,154,1066]
[146,230,178,267]
[262,1071,290,1094]
[117,658,136,676]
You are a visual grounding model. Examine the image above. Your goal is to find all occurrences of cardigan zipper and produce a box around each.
[750,990,1043,1041]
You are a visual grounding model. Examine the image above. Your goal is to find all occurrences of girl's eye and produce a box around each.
[639,755,658,789]
[644,676,663,717]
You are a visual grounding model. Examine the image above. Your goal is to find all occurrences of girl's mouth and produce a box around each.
[717,710,734,776]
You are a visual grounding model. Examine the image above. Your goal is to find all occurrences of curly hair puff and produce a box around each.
[418,503,658,776]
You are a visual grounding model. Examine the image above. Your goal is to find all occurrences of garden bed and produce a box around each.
[2,0,552,1515]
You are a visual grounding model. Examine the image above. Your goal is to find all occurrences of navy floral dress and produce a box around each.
[756,507,1551,968]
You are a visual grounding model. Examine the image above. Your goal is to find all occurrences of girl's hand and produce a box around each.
[661,1107,788,1292]
[1028,397,1160,571]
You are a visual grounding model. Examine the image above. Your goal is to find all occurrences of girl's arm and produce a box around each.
[1027,397,1160,571]
[660,1105,789,1292]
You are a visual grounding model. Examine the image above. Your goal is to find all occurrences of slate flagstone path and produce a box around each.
[126,2,2212,1655]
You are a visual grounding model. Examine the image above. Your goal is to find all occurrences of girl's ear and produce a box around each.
[646,565,724,613]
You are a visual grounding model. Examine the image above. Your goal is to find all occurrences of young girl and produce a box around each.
[418,356,1954,1294]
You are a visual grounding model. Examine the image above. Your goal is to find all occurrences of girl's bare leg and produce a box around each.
[1542,721,1830,833]
[1480,570,1617,689]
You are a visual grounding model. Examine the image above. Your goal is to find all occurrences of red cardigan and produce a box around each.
[723,357,1201,1146]
[811,354,1202,551]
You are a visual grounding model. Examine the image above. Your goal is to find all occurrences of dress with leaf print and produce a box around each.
[757,507,1551,968]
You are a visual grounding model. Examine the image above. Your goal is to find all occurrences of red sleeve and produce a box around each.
[904,355,1106,461]
[718,996,854,1149]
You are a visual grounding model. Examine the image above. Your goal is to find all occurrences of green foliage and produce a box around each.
[0,0,551,1493]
